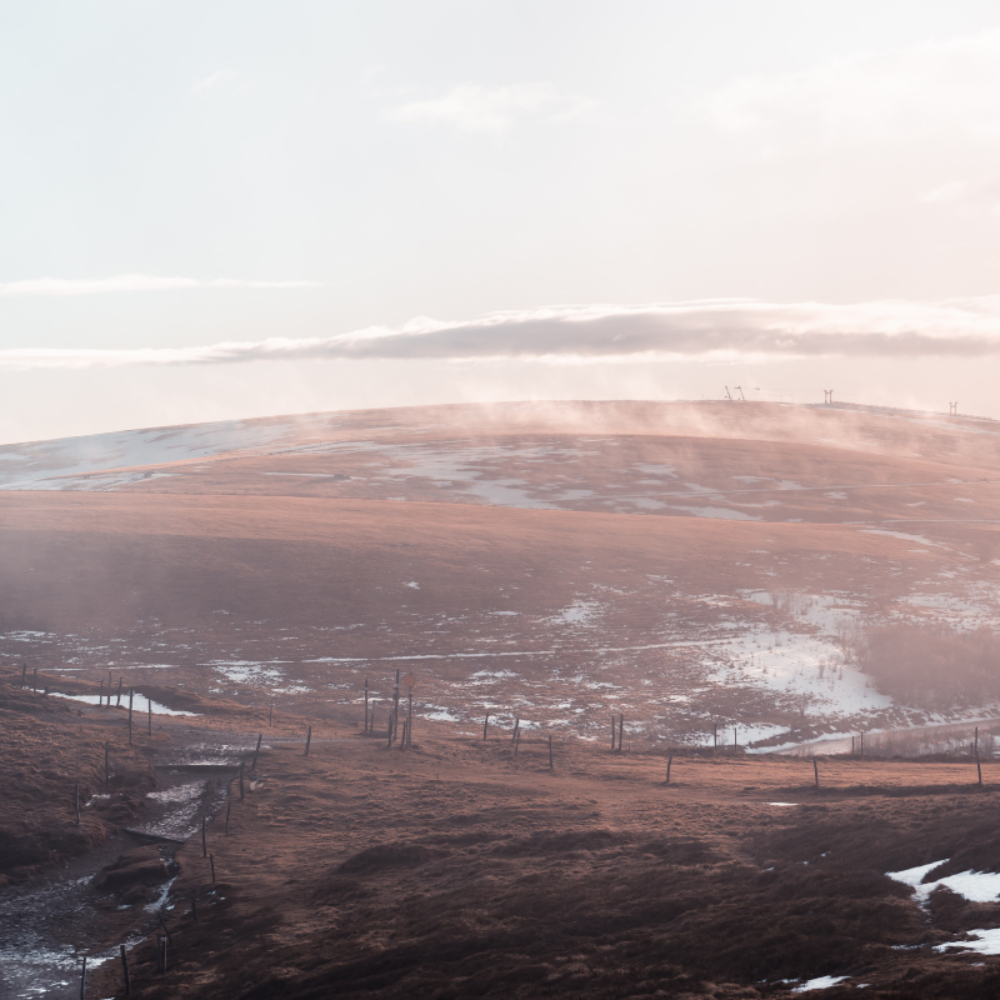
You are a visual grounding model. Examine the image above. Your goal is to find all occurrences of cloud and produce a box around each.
[0,275,324,297]
[387,82,596,133]
[6,298,1000,371]
[709,30,1000,147]
[191,69,240,94]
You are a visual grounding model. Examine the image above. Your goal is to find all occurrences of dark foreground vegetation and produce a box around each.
[4,671,1000,999]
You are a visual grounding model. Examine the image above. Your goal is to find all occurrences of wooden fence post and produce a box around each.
[407,688,413,747]
[202,814,207,858]
[148,698,152,736]
[305,726,312,756]
[392,669,401,741]
[666,752,673,785]
[119,944,130,995]
[158,912,174,948]
[116,677,123,707]
[252,734,262,772]
[33,667,37,693]
[21,662,26,687]
[99,679,104,707]
[483,712,490,740]
[364,678,369,733]
[225,795,232,834]
[618,714,624,752]
[79,955,86,999]
[210,853,216,883]
[512,716,520,742]
[128,689,133,744]
[813,756,819,789]
[513,731,520,760]
[611,715,616,750]
[976,727,983,786]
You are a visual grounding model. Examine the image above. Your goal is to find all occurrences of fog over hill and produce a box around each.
[2,400,1000,752]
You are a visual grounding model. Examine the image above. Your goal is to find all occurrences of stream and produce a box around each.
[0,737,254,999]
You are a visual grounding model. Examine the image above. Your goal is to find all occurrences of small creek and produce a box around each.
[0,739,253,999]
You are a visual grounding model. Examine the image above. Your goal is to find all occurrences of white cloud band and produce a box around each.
[5,297,1000,371]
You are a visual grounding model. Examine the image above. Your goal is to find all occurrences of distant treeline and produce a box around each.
[859,625,1000,709]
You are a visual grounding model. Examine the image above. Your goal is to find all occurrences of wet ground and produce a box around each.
[0,730,254,1000]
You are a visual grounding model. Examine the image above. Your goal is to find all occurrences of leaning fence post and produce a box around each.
[813,756,819,789]
[483,712,490,741]
[120,943,130,995]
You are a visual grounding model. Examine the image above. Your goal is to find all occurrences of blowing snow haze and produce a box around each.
[6,4,1000,1000]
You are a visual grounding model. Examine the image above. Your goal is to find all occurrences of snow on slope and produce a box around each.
[0,417,307,489]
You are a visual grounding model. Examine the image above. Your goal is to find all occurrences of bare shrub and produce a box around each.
[833,619,862,664]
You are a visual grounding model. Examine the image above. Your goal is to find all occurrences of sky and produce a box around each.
[5,1,1000,443]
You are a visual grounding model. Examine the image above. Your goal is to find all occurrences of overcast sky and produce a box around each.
[5,1,1000,442]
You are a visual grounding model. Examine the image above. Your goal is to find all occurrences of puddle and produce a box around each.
[49,692,199,717]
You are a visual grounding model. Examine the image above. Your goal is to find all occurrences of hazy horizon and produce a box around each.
[6,1,1000,441]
